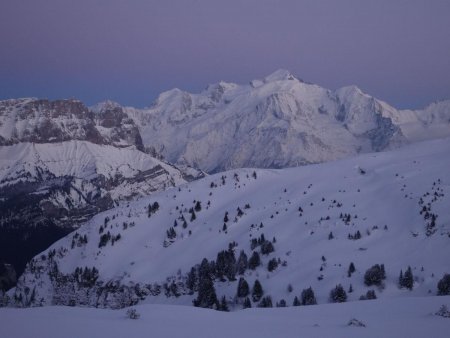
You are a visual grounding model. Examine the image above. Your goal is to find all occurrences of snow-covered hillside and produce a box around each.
[7,138,450,309]
[1,297,449,338]
[0,141,202,279]
[0,141,187,199]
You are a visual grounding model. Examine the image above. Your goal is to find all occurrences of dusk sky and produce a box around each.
[1,0,449,109]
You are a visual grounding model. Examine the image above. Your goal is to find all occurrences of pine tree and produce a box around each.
[364,264,385,286]
[437,274,450,295]
[261,241,275,255]
[186,267,198,294]
[301,287,317,305]
[252,279,264,302]
[258,296,273,308]
[366,289,377,299]
[194,201,202,212]
[293,296,301,306]
[348,262,356,277]
[193,259,218,309]
[236,250,248,275]
[399,266,414,290]
[248,251,261,270]
[190,210,196,222]
[219,295,229,312]
[329,284,347,303]
[237,207,244,217]
[276,299,286,307]
[237,277,250,298]
[267,258,278,272]
[243,297,252,309]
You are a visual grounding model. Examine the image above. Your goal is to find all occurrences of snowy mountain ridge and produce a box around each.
[118,69,450,172]
[2,70,450,173]
[0,140,203,280]
[6,137,450,310]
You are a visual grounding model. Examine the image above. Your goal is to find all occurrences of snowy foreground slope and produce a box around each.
[1,297,449,338]
[7,138,450,309]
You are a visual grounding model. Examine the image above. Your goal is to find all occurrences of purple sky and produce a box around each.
[1,0,449,109]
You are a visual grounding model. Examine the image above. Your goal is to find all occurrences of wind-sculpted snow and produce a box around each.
[7,138,450,309]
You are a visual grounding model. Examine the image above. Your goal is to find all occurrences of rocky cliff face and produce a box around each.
[0,98,143,149]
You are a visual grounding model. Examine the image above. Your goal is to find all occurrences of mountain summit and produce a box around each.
[122,70,449,172]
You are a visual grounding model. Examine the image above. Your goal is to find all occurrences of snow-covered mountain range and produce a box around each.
[1,69,449,292]
[121,69,450,172]
[3,70,450,174]
[6,137,449,310]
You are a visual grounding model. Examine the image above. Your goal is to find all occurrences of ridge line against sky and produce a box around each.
[1,0,450,110]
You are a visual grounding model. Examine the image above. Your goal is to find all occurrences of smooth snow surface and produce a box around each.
[1,297,449,338]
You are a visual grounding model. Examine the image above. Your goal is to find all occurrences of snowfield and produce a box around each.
[1,296,449,338]
[8,137,450,310]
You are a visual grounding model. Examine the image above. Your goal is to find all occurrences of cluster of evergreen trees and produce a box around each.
[250,234,275,255]
[364,264,386,286]
[398,266,414,290]
[71,232,88,249]
[437,274,450,295]
[348,230,362,240]
[189,238,279,310]
[73,266,99,287]
[98,231,121,248]
[147,201,160,217]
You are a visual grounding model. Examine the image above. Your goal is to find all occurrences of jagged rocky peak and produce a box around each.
[91,100,127,127]
[0,97,91,119]
[0,97,102,146]
[0,97,144,149]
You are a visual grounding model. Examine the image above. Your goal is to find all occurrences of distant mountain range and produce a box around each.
[112,69,450,172]
[2,70,450,173]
